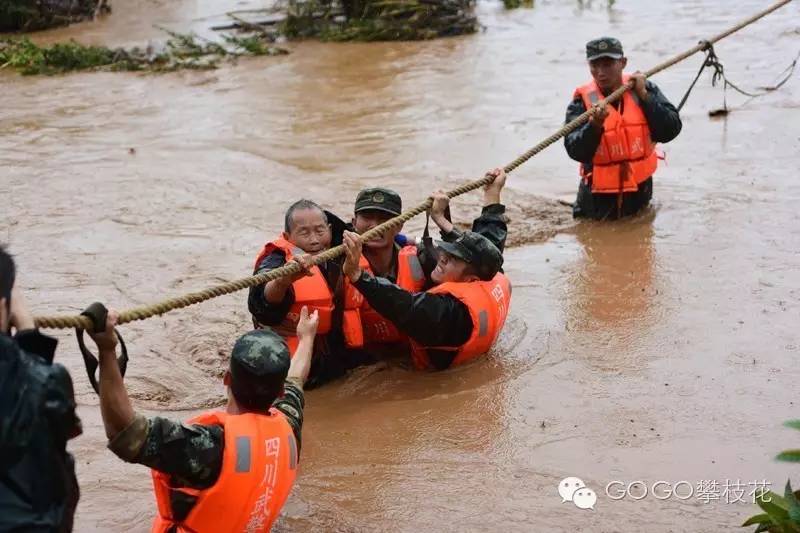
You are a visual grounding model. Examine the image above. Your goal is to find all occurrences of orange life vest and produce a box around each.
[151,410,298,533]
[253,237,334,354]
[342,245,426,348]
[410,273,512,370]
[575,74,658,194]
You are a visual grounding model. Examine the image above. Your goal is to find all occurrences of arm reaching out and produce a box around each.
[88,309,136,440]
[482,167,506,206]
[286,306,319,384]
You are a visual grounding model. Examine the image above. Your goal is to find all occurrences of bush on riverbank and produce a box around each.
[0,0,104,32]
[279,0,478,41]
[0,32,287,75]
[0,0,478,75]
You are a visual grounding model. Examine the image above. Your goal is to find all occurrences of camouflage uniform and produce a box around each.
[108,330,304,490]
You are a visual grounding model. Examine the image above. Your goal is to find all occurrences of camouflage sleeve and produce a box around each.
[108,415,224,490]
[272,378,305,458]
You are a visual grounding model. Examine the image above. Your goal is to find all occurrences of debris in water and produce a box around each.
[0,30,288,76]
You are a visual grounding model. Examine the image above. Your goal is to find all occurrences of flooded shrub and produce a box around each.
[0,33,287,75]
[502,0,533,9]
[0,0,102,32]
[281,0,479,41]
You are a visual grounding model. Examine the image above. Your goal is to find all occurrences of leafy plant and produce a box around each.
[502,0,533,10]
[742,420,800,532]
[0,38,121,75]
[0,0,98,32]
[281,0,478,41]
[0,30,288,76]
[777,421,800,463]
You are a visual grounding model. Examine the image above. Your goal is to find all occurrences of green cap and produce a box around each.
[586,37,624,61]
[229,329,290,408]
[437,231,504,281]
[354,187,402,216]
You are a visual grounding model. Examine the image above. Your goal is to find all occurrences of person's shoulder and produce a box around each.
[0,334,22,363]
[567,93,587,113]
[152,416,224,453]
[644,79,663,93]
[325,210,348,246]
[255,248,288,273]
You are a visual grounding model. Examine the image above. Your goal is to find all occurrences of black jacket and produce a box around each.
[564,80,682,219]
[0,330,81,532]
[353,204,507,369]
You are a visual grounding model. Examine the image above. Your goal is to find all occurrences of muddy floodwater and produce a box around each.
[3,0,800,531]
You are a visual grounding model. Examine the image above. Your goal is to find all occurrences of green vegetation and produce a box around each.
[0,38,118,75]
[742,420,800,533]
[1,0,634,70]
[776,420,800,464]
[0,0,100,32]
[0,31,287,76]
[502,0,533,9]
[503,0,615,9]
[280,0,478,41]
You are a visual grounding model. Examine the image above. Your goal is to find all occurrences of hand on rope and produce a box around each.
[628,71,649,101]
[342,231,364,283]
[587,101,608,129]
[31,0,794,334]
[77,302,129,395]
[428,190,454,235]
[483,167,506,200]
[288,255,315,281]
[269,255,315,295]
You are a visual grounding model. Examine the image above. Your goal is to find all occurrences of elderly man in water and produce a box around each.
[247,190,426,386]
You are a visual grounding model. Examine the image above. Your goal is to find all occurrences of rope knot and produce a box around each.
[698,39,712,52]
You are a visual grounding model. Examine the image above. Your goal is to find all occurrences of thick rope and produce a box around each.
[33,0,793,330]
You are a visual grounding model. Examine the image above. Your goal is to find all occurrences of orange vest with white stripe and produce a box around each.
[575,75,658,194]
[253,238,334,354]
[151,410,298,533]
[342,245,426,348]
[410,273,512,370]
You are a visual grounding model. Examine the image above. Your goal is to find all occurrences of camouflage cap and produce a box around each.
[354,187,402,216]
[437,231,503,281]
[229,329,290,408]
[586,37,624,61]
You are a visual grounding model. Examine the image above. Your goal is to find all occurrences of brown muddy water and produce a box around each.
[3,0,800,531]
